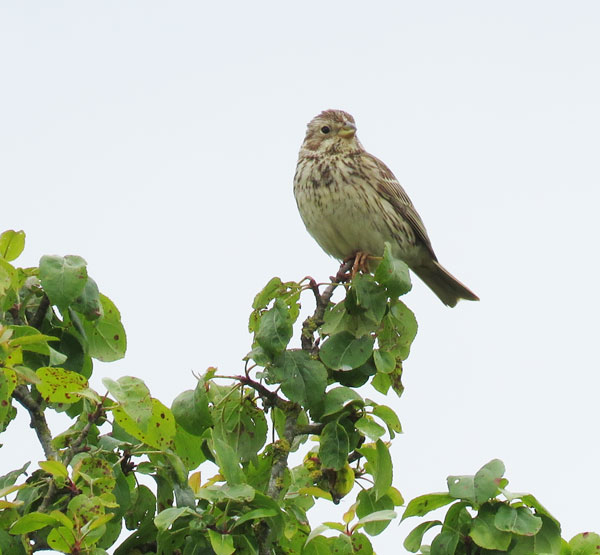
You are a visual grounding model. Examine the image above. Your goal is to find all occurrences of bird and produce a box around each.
[293,109,479,307]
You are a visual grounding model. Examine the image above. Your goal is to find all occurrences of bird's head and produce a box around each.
[300,110,363,154]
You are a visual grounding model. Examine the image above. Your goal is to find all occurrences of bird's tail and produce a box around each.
[412,260,479,308]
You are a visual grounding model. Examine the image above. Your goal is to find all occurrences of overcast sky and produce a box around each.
[2,1,599,552]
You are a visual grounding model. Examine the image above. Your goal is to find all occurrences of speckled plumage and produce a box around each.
[293,109,478,307]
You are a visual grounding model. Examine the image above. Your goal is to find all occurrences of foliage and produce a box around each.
[0,229,596,554]
[402,459,600,555]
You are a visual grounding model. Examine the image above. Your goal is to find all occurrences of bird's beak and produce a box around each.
[338,122,357,138]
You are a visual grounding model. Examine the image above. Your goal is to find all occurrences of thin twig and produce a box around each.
[38,403,105,513]
[63,403,104,465]
[235,375,288,410]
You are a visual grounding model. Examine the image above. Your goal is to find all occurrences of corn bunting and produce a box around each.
[293,109,478,307]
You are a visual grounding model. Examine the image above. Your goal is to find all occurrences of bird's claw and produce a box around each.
[351,251,371,278]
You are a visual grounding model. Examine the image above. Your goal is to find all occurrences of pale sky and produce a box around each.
[2,2,599,552]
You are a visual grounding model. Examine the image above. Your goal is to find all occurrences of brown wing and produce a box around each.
[363,152,438,260]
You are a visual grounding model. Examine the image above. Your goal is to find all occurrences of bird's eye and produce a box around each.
[320,126,331,134]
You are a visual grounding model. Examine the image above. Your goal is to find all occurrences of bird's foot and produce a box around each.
[340,251,373,280]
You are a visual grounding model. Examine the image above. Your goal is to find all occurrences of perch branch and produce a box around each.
[301,259,353,351]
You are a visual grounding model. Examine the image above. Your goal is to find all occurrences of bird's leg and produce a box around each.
[350,251,371,278]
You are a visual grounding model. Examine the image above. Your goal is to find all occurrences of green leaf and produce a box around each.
[404,521,442,553]
[173,425,207,471]
[473,459,504,504]
[39,254,88,309]
[354,509,397,528]
[371,372,391,394]
[568,531,600,555]
[356,488,395,536]
[49,510,74,530]
[319,421,349,470]
[67,494,104,524]
[401,493,455,521]
[319,331,375,371]
[255,298,293,356]
[430,529,460,555]
[171,389,211,436]
[321,387,363,419]
[10,511,58,534]
[0,230,25,262]
[441,501,472,536]
[213,396,268,462]
[197,483,255,504]
[520,493,560,528]
[355,417,386,441]
[154,507,194,531]
[371,405,402,438]
[508,515,562,555]
[47,526,75,552]
[374,242,412,297]
[373,439,393,500]
[82,294,127,362]
[103,376,152,431]
[389,301,418,360]
[0,462,30,490]
[469,503,512,550]
[252,277,283,310]
[48,346,68,366]
[192,378,213,424]
[0,259,17,305]
[268,350,327,410]
[0,369,17,430]
[35,367,88,404]
[495,504,542,536]
[71,277,103,320]
[123,485,155,530]
[322,521,347,533]
[351,274,387,326]
[447,473,476,504]
[305,524,331,548]
[373,350,395,374]
[86,512,114,532]
[112,398,176,450]
[211,434,245,485]
[386,486,404,506]
[39,460,69,479]
[321,303,348,335]
[208,528,235,555]
[8,326,59,355]
[72,456,116,497]
[232,508,278,529]
[357,440,393,502]
[332,357,376,388]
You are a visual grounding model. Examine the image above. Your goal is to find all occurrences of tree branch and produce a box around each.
[258,404,301,555]
[29,294,50,330]
[295,423,324,436]
[266,406,300,499]
[301,259,353,352]
[12,385,56,460]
